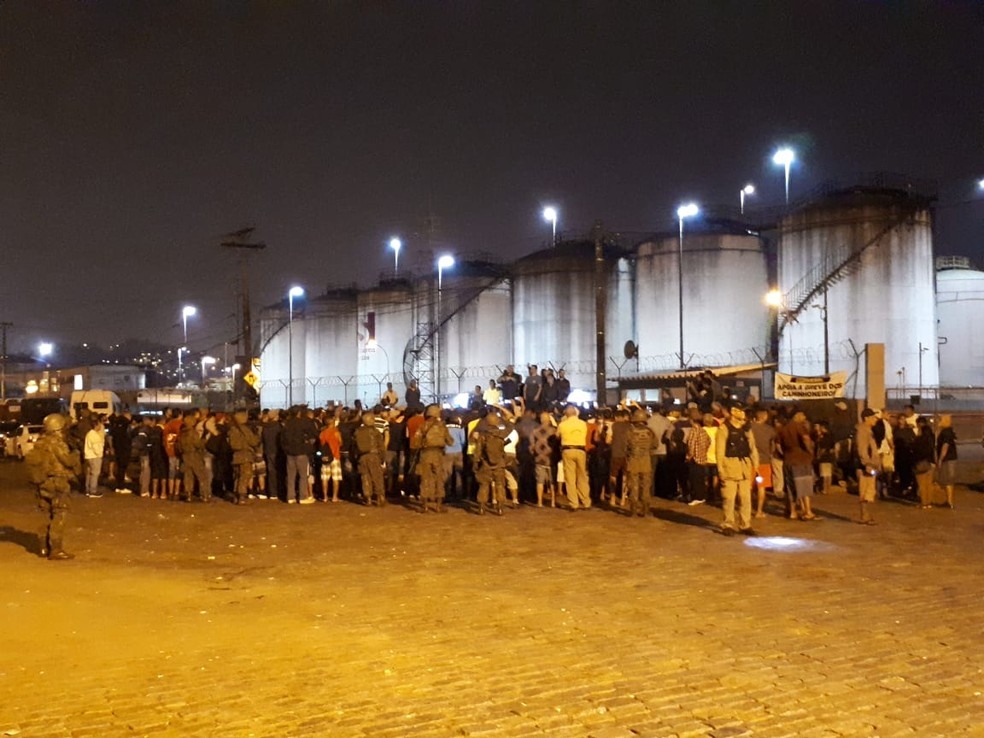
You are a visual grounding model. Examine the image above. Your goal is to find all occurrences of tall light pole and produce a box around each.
[676,203,699,368]
[773,147,795,205]
[740,183,755,214]
[177,346,186,383]
[543,206,558,246]
[288,285,304,406]
[812,287,830,375]
[764,289,783,365]
[181,305,197,345]
[389,237,402,277]
[201,356,216,387]
[436,254,455,401]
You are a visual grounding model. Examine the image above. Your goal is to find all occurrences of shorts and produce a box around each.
[535,464,553,485]
[168,455,181,479]
[857,470,877,502]
[321,458,342,482]
[609,456,627,477]
[755,464,772,490]
[818,462,833,479]
[556,462,564,484]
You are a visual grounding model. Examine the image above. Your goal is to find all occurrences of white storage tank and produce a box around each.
[633,222,769,370]
[356,281,415,406]
[777,185,937,391]
[437,261,512,395]
[936,257,984,387]
[511,240,627,396]
[258,289,358,409]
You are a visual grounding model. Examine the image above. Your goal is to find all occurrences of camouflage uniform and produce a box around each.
[28,416,81,559]
[473,419,509,515]
[414,412,454,513]
[179,420,210,501]
[625,419,657,517]
[354,416,386,506]
[227,414,261,504]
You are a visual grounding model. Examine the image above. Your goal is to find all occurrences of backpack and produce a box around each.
[422,420,447,449]
[354,426,377,455]
[480,431,506,466]
[24,447,48,486]
[165,429,180,457]
[627,424,654,459]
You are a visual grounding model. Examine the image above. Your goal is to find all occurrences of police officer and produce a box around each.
[28,413,81,560]
[228,409,261,505]
[625,409,657,517]
[472,409,509,515]
[715,403,759,536]
[179,410,210,502]
[413,404,454,513]
[353,411,386,506]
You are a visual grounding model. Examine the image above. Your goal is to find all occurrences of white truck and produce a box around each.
[69,390,122,420]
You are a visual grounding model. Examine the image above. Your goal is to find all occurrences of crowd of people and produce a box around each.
[25,364,965,560]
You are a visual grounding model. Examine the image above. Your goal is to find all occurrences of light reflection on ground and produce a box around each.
[743,536,835,553]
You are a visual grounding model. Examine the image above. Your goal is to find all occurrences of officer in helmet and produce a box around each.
[412,404,454,513]
[26,414,81,560]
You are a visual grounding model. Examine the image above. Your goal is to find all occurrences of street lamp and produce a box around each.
[978,178,984,191]
[38,342,53,359]
[436,254,455,401]
[201,356,216,387]
[177,346,186,383]
[772,147,795,205]
[288,286,304,405]
[181,305,197,344]
[676,203,699,368]
[389,237,402,277]
[740,184,755,214]
[542,206,558,246]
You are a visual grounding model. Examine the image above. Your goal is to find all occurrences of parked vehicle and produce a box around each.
[0,421,20,457]
[70,390,121,421]
[13,424,42,460]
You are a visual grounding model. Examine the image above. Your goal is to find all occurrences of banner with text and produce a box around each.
[774,371,848,400]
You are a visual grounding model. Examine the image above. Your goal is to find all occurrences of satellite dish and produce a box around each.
[623,340,639,359]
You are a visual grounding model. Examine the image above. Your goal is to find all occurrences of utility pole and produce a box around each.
[0,321,11,400]
[220,227,267,377]
[593,221,607,405]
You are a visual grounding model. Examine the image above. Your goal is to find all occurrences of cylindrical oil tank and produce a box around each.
[356,282,415,406]
[777,187,937,390]
[511,241,627,396]
[436,261,513,395]
[936,257,984,387]
[634,224,769,369]
[259,289,359,409]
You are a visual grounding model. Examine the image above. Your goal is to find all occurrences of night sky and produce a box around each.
[2,1,982,356]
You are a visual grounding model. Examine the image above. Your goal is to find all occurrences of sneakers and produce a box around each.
[86,492,103,498]
[116,488,132,495]
[287,499,297,504]
[299,497,315,505]
[48,551,75,561]
[688,499,704,506]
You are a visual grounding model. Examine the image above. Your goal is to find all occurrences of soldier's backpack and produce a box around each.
[480,431,506,466]
[24,446,48,486]
[354,426,377,455]
[627,424,654,459]
[723,422,751,458]
[422,420,447,449]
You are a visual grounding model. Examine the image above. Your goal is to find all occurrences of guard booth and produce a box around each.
[615,363,776,407]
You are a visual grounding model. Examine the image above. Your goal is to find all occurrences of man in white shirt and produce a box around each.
[84,418,106,498]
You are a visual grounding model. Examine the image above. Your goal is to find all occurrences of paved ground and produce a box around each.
[1,448,983,738]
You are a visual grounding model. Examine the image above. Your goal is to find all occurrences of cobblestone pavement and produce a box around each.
[1,453,983,738]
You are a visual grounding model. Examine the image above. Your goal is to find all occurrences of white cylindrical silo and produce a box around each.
[633,225,770,370]
[936,257,984,387]
[511,241,626,396]
[357,282,415,406]
[777,187,937,393]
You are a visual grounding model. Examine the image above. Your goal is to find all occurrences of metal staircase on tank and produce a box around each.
[778,206,924,336]
[402,269,509,401]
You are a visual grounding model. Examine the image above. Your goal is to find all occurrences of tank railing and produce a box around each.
[779,208,918,332]
[401,272,511,389]
[935,255,973,271]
